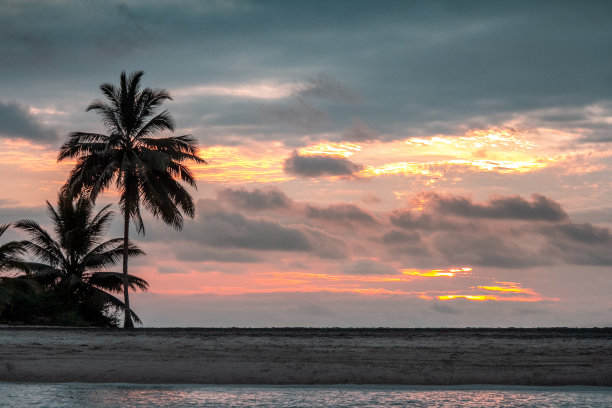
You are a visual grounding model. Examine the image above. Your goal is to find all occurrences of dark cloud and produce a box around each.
[283,151,363,178]
[190,210,312,252]
[389,210,459,231]
[340,117,380,142]
[545,222,612,244]
[300,226,348,259]
[3,1,612,144]
[306,203,377,227]
[0,101,59,143]
[380,230,421,244]
[217,187,292,211]
[380,192,612,268]
[266,97,329,130]
[426,193,568,221]
[539,222,612,266]
[343,259,398,275]
[293,73,360,103]
[431,303,463,315]
[433,232,550,268]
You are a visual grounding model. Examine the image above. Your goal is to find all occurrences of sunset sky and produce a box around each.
[1,0,611,327]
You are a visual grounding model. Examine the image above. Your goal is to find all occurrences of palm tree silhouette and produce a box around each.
[0,224,27,274]
[16,192,148,326]
[0,224,30,316]
[58,71,205,327]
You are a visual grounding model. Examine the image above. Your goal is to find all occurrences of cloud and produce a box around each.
[191,210,312,252]
[539,222,612,266]
[217,187,292,211]
[340,117,380,142]
[386,192,612,268]
[173,244,262,263]
[306,203,377,227]
[389,210,459,231]
[342,259,398,275]
[380,230,421,244]
[293,73,360,103]
[0,101,59,143]
[432,232,550,268]
[431,303,463,315]
[283,151,363,178]
[424,192,568,221]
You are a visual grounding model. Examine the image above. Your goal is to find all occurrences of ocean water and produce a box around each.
[0,383,611,407]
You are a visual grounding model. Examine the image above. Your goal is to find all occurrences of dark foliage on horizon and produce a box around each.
[0,193,148,327]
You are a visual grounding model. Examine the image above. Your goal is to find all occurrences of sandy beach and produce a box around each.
[0,327,610,385]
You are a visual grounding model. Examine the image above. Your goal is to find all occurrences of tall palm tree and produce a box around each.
[58,71,205,327]
[15,192,148,326]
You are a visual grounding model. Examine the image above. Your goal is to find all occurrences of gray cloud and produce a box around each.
[385,192,612,268]
[426,193,568,221]
[3,1,612,145]
[340,117,380,142]
[539,222,612,266]
[380,230,421,244]
[217,187,292,211]
[433,232,550,268]
[191,210,312,252]
[293,73,360,103]
[306,203,377,227]
[0,101,59,143]
[389,210,460,231]
[343,259,398,275]
[283,151,363,178]
[431,303,463,315]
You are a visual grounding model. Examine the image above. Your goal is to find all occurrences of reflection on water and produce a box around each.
[0,383,611,407]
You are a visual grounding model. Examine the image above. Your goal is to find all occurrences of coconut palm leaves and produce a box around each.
[0,224,30,315]
[58,70,205,327]
[15,192,147,325]
[0,224,27,274]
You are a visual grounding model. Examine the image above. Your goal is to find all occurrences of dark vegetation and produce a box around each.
[0,71,205,327]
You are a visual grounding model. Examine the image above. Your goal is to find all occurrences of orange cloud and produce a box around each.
[402,267,472,278]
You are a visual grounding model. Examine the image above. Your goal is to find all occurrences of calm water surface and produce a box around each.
[0,383,611,407]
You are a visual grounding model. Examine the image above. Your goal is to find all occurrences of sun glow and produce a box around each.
[299,142,362,157]
[402,267,472,278]
[193,145,289,183]
[478,281,536,295]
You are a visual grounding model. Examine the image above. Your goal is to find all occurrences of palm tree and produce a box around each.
[0,224,30,316]
[58,70,205,327]
[0,224,28,275]
[15,192,148,326]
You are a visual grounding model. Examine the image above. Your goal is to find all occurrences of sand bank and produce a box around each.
[0,327,610,385]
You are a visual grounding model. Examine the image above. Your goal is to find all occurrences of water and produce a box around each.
[0,383,611,407]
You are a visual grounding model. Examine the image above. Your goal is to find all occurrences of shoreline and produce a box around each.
[1,327,610,385]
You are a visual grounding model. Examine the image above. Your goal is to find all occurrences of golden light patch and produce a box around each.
[352,127,557,179]
[477,281,536,295]
[193,145,290,183]
[299,142,362,158]
[0,139,73,173]
[438,295,497,301]
[402,267,472,278]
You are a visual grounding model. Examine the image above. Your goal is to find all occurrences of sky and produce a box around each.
[1,0,611,327]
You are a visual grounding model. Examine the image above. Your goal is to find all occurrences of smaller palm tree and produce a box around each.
[0,224,28,275]
[0,224,31,316]
[15,192,148,326]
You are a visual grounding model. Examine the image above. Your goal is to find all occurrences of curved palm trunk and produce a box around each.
[123,211,134,328]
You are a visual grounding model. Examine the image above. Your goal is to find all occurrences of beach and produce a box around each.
[0,327,610,385]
